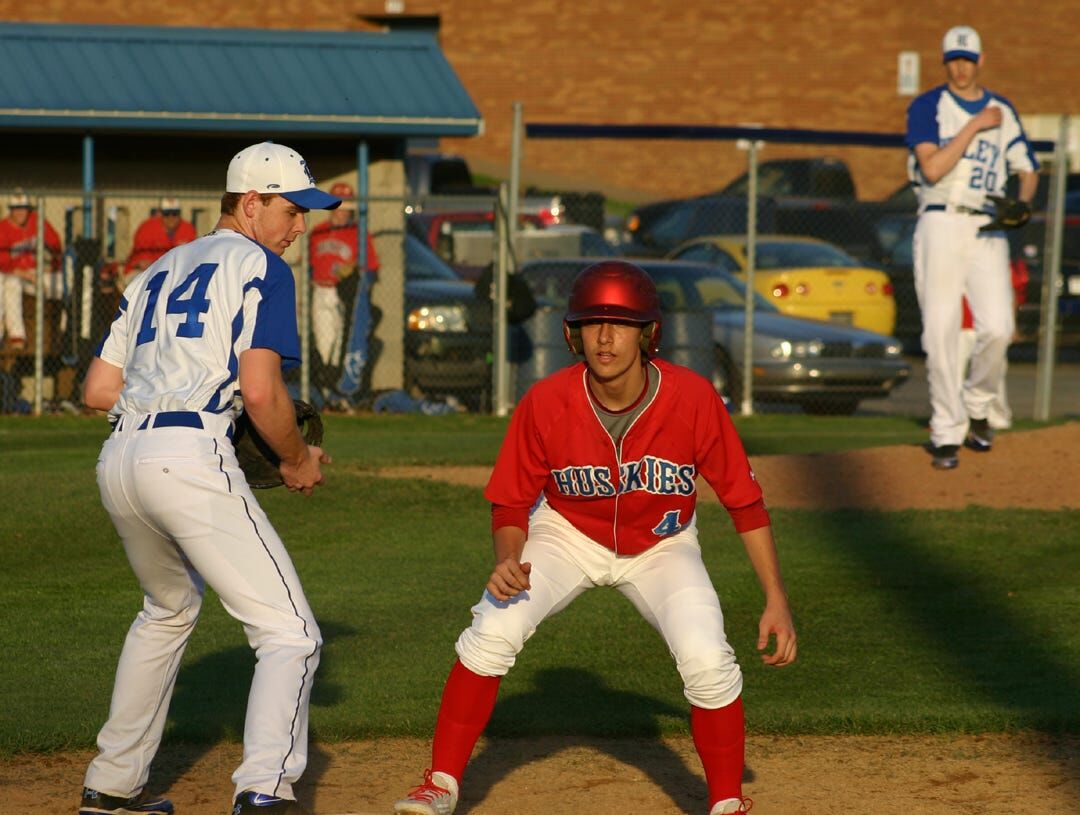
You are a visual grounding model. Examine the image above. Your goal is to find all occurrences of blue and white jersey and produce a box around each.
[906,84,1038,211]
[96,229,301,419]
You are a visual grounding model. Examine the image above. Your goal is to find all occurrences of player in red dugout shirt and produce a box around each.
[124,197,198,279]
[0,190,62,348]
[395,260,797,815]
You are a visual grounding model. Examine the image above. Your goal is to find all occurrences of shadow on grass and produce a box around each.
[462,666,751,815]
[772,449,1078,798]
[148,619,354,808]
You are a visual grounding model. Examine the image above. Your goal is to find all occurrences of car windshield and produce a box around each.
[753,240,859,269]
[405,234,461,281]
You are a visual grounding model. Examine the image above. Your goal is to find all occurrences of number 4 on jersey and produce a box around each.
[652,510,683,537]
[136,263,219,345]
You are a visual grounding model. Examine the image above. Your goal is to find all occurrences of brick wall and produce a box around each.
[5,1,1077,202]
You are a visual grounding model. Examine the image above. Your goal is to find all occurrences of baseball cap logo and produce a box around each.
[300,160,316,186]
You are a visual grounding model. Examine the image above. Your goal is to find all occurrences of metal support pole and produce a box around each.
[509,102,523,262]
[493,182,511,416]
[33,195,45,415]
[1033,115,1069,421]
[740,141,759,416]
[82,136,94,239]
[299,229,311,405]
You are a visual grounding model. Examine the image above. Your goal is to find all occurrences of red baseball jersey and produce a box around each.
[125,216,198,273]
[485,358,768,555]
[310,221,379,287]
[0,213,61,273]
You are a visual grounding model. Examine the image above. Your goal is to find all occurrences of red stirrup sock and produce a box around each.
[691,697,746,807]
[431,659,502,782]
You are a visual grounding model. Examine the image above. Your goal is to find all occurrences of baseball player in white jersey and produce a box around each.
[78,142,340,815]
[906,25,1038,469]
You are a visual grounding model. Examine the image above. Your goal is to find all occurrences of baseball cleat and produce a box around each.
[964,418,993,452]
[710,797,753,814]
[927,443,959,470]
[79,787,174,815]
[232,791,306,814]
[394,769,458,815]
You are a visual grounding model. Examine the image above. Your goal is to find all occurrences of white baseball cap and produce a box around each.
[226,142,341,211]
[943,25,981,63]
[159,197,182,213]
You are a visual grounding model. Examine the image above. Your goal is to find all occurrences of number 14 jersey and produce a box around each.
[96,229,300,419]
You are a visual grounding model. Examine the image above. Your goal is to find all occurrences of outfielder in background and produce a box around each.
[906,25,1037,470]
[395,260,797,815]
[79,142,337,815]
[308,181,380,408]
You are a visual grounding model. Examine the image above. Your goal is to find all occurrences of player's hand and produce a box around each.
[757,597,797,667]
[974,106,1003,131]
[487,557,532,602]
[281,444,331,496]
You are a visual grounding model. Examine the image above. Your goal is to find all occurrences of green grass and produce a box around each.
[1,415,1076,755]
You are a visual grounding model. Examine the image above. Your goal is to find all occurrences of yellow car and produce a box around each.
[667,235,897,335]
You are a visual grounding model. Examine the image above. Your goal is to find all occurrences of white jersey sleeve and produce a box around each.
[95,229,300,419]
[906,84,1039,211]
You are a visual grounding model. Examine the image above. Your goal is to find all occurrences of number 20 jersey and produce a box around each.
[905,84,1038,211]
[96,229,300,420]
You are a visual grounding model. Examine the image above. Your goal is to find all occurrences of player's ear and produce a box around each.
[240,191,261,219]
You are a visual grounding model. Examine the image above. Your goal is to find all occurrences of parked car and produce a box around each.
[514,257,910,414]
[667,234,897,335]
[402,233,492,405]
[407,210,545,280]
[718,156,857,199]
[404,151,577,227]
[621,193,886,266]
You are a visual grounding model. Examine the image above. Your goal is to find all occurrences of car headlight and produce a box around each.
[770,340,823,359]
[407,305,468,332]
[884,341,903,358]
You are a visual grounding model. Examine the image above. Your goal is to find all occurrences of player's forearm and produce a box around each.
[1017,171,1038,204]
[239,356,307,467]
[492,525,527,564]
[915,114,991,184]
[739,525,790,603]
[82,357,124,411]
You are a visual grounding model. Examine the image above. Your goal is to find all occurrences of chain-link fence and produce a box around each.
[2,123,1075,420]
[511,120,1077,419]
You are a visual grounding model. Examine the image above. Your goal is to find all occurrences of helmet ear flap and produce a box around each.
[563,321,583,354]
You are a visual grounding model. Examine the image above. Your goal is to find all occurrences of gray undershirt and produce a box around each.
[588,362,659,444]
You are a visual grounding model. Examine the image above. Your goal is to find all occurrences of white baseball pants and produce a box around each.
[456,501,743,709]
[0,272,26,341]
[914,212,1013,446]
[311,285,344,367]
[85,413,321,802]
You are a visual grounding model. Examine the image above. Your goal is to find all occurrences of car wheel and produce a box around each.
[800,397,860,415]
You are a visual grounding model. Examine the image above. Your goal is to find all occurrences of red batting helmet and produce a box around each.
[563,260,662,355]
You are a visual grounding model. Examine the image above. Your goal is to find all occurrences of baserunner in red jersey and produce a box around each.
[395,260,797,815]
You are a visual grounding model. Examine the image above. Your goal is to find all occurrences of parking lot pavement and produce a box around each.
[857,347,1080,421]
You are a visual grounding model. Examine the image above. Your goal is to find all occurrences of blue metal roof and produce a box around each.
[0,22,483,137]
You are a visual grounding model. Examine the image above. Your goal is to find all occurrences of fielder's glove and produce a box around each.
[979,195,1032,233]
[233,399,324,489]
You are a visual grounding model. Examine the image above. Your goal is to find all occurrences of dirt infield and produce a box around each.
[375,422,1080,511]
[9,424,1077,814]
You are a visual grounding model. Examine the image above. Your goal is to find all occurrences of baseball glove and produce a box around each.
[979,196,1032,233]
[233,400,324,489]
